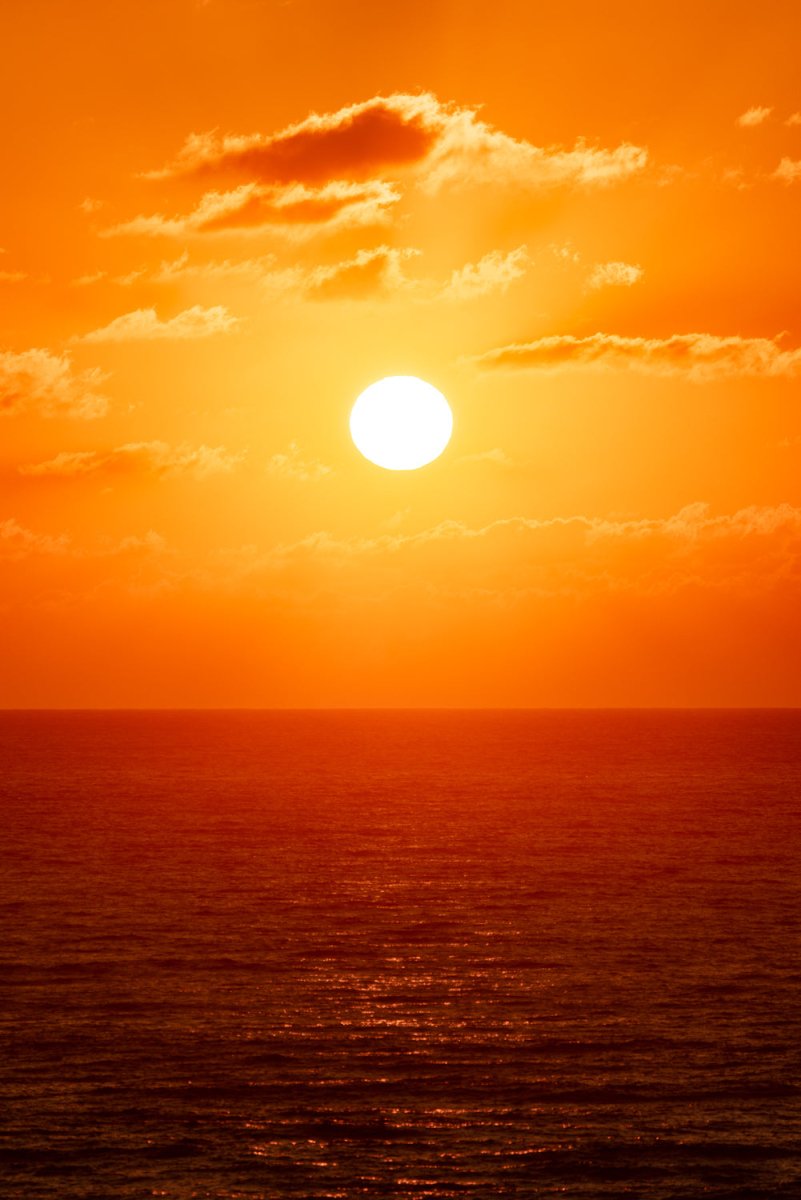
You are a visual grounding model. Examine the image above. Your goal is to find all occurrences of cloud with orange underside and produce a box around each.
[0,518,166,563]
[206,502,801,605]
[304,245,419,300]
[140,93,648,195]
[5,502,799,614]
[441,247,529,300]
[105,244,527,303]
[146,95,439,184]
[586,261,643,291]
[75,306,239,344]
[1,348,109,419]
[471,332,801,381]
[0,517,71,559]
[266,442,333,483]
[146,252,276,284]
[19,442,244,480]
[772,158,801,183]
[106,181,399,238]
[736,106,773,127]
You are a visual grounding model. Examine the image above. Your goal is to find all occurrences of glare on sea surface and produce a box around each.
[350,376,453,471]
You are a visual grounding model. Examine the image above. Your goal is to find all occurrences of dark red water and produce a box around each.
[1,710,800,1198]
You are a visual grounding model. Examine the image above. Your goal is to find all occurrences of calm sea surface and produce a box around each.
[1,710,800,1198]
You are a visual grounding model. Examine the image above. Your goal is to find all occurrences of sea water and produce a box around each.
[1,710,800,1198]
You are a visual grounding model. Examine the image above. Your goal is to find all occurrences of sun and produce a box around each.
[350,376,453,471]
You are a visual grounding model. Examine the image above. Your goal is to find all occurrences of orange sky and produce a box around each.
[2,0,801,707]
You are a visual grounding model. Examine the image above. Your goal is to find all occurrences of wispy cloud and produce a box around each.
[9,501,799,604]
[471,332,801,381]
[586,261,643,290]
[549,242,582,264]
[146,250,277,284]
[0,517,71,559]
[737,105,773,127]
[442,246,528,299]
[144,94,441,183]
[20,441,244,480]
[0,517,167,562]
[141,92,648,196]
[772,157,801,183]
[99,243,529,304]
[599,502,801,541]
[422,103,647,194]
[271,503,801,557]
[225,502,801,602]
[72,269,108,287]
[1,348,109,418]
[75,305,239,343]
[786,112,801,127]
[105,181,399,238]
[304,245,419,300]
[266,442,333,482]
[105,246,421,301]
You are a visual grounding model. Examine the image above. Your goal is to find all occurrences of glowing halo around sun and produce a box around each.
[350,376,453,470]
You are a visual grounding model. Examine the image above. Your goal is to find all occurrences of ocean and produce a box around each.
[1,710,800,1198]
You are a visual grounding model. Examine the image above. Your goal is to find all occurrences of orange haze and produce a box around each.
[2,0,801,707]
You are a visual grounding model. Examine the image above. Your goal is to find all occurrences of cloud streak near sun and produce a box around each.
[106,93,649,243]
[106,181,400,238]
[19,441,243,480]
[144,93,648,192]
[1,349,109,419]
[472,332,801,381]
[76,306,240,343]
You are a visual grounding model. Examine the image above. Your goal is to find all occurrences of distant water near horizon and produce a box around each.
[2,709,800,1198]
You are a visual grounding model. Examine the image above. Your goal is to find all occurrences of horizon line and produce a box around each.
[1,706,799,714]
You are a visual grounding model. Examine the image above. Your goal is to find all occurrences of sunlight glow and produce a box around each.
[350,376,453,471]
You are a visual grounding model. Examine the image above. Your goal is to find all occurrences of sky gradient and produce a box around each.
[2,0,801,707]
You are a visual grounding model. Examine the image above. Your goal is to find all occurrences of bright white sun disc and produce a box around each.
[350,376,453,471]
